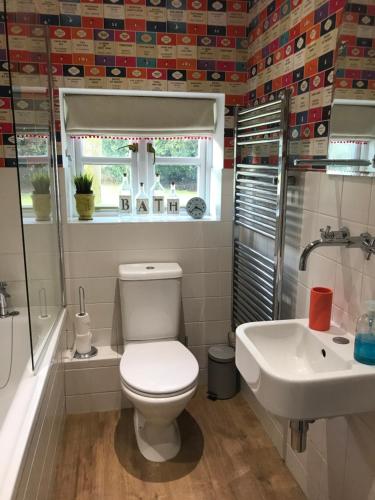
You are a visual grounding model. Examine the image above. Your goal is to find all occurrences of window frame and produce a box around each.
[73,137,211,213]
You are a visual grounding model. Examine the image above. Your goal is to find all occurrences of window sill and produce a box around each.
[66,214,220,224]
[22,217,54,225]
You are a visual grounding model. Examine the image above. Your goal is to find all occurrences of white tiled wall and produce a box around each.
[15,318,66,500]
[63,346,126,414]
[62,169,234,387]
[290,173,375,337]
[244,172,375,500]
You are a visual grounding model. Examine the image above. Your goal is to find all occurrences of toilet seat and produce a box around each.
[120,340,199,398]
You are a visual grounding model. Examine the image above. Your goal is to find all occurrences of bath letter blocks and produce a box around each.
[119,195,132,213]
[153,196,165,214]
[136,198,149,214]
[167,198,180,214]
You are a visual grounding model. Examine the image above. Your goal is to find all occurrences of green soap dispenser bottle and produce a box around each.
[354,300,375,365]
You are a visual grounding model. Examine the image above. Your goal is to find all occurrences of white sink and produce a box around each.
[236,319,375,420]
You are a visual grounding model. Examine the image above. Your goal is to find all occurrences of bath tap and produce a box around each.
[0,281,10,318]
[299,226,375,271]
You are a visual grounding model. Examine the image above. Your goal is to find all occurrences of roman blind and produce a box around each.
[63,94,217,137]
[330,104,375,138]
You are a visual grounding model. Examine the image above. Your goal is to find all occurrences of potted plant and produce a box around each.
[74,173,95,220]
[31,172,51,221]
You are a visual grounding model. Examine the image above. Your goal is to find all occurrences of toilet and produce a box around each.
[118,262,199,462]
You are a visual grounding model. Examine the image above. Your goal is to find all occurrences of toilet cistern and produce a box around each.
[299,226,375,271]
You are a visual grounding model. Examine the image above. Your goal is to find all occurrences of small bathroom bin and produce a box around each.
[207,345,238,400]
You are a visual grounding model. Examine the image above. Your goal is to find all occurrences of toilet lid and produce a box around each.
[120,341,199,397]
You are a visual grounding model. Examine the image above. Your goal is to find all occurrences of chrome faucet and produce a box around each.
[0,281,10,318]
[299,226,375,271]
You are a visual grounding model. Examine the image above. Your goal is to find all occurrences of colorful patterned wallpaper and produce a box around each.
[247,0,347,164]
[0,0,374,168]
[335,0,375,101]
[0,0,249,167]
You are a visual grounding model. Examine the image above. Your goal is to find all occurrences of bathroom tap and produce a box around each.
[299,226,375,271]
[0,281,10,318]
[361,233,375,260]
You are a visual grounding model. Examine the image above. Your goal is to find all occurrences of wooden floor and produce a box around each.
[54,388,305,500]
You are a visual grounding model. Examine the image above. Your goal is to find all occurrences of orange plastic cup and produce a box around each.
[309,287,333,331]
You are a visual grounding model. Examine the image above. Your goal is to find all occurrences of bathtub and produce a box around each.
[0,307,66,499]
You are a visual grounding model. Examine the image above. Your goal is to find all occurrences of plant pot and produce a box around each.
[75,193,95,220]
[31,193,51,221]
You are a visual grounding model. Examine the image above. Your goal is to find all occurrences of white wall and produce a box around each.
[62,168,234,384]
[245,172,375,500]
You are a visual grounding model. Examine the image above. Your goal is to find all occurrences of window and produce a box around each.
[61,89,225,220]
[73,136,210,211]
[16,135,50,208]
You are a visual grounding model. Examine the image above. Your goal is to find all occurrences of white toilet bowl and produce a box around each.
[120,340,199,462]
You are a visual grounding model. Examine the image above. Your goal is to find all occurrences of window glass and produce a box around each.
[17,136,49,157]
[154,139,199,158]
[81,137,131,158]
[83,164,131,207]
[155,164,198,207]
[19,166,50,208]
[329,140,369,160]
[16,136,50,208]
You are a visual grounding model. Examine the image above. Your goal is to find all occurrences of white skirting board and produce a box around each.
[63,345,207,414]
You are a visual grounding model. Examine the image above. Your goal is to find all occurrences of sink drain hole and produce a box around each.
[333,336,350,345]
[321,349,326,358]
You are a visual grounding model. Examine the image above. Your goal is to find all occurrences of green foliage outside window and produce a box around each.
[154,139,198,158]
[156,165,197,189]
[98,139,199,185]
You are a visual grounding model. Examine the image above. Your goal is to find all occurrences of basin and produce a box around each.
[236,319,375,420]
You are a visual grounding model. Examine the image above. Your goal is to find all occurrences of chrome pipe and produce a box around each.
[235,212,276,232]
[236,178,278,189]
[234,262,274,294]
[237,171,278,180]
[238,99,282,115]
[237,163,279,170]
[290,420,314,453]
[235,198,277,215]
[237,138,280,146]
[237,127,281,139]
[235,220,275,239]
[236,240,275,265]
[236,205,277,223]
[237,192,278,206]
[237,109,280,124]
[294,158,371,167]
[237,119,280,131]
[298,226,374,271]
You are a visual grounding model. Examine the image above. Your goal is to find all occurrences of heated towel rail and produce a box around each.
[232,93,290,328]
